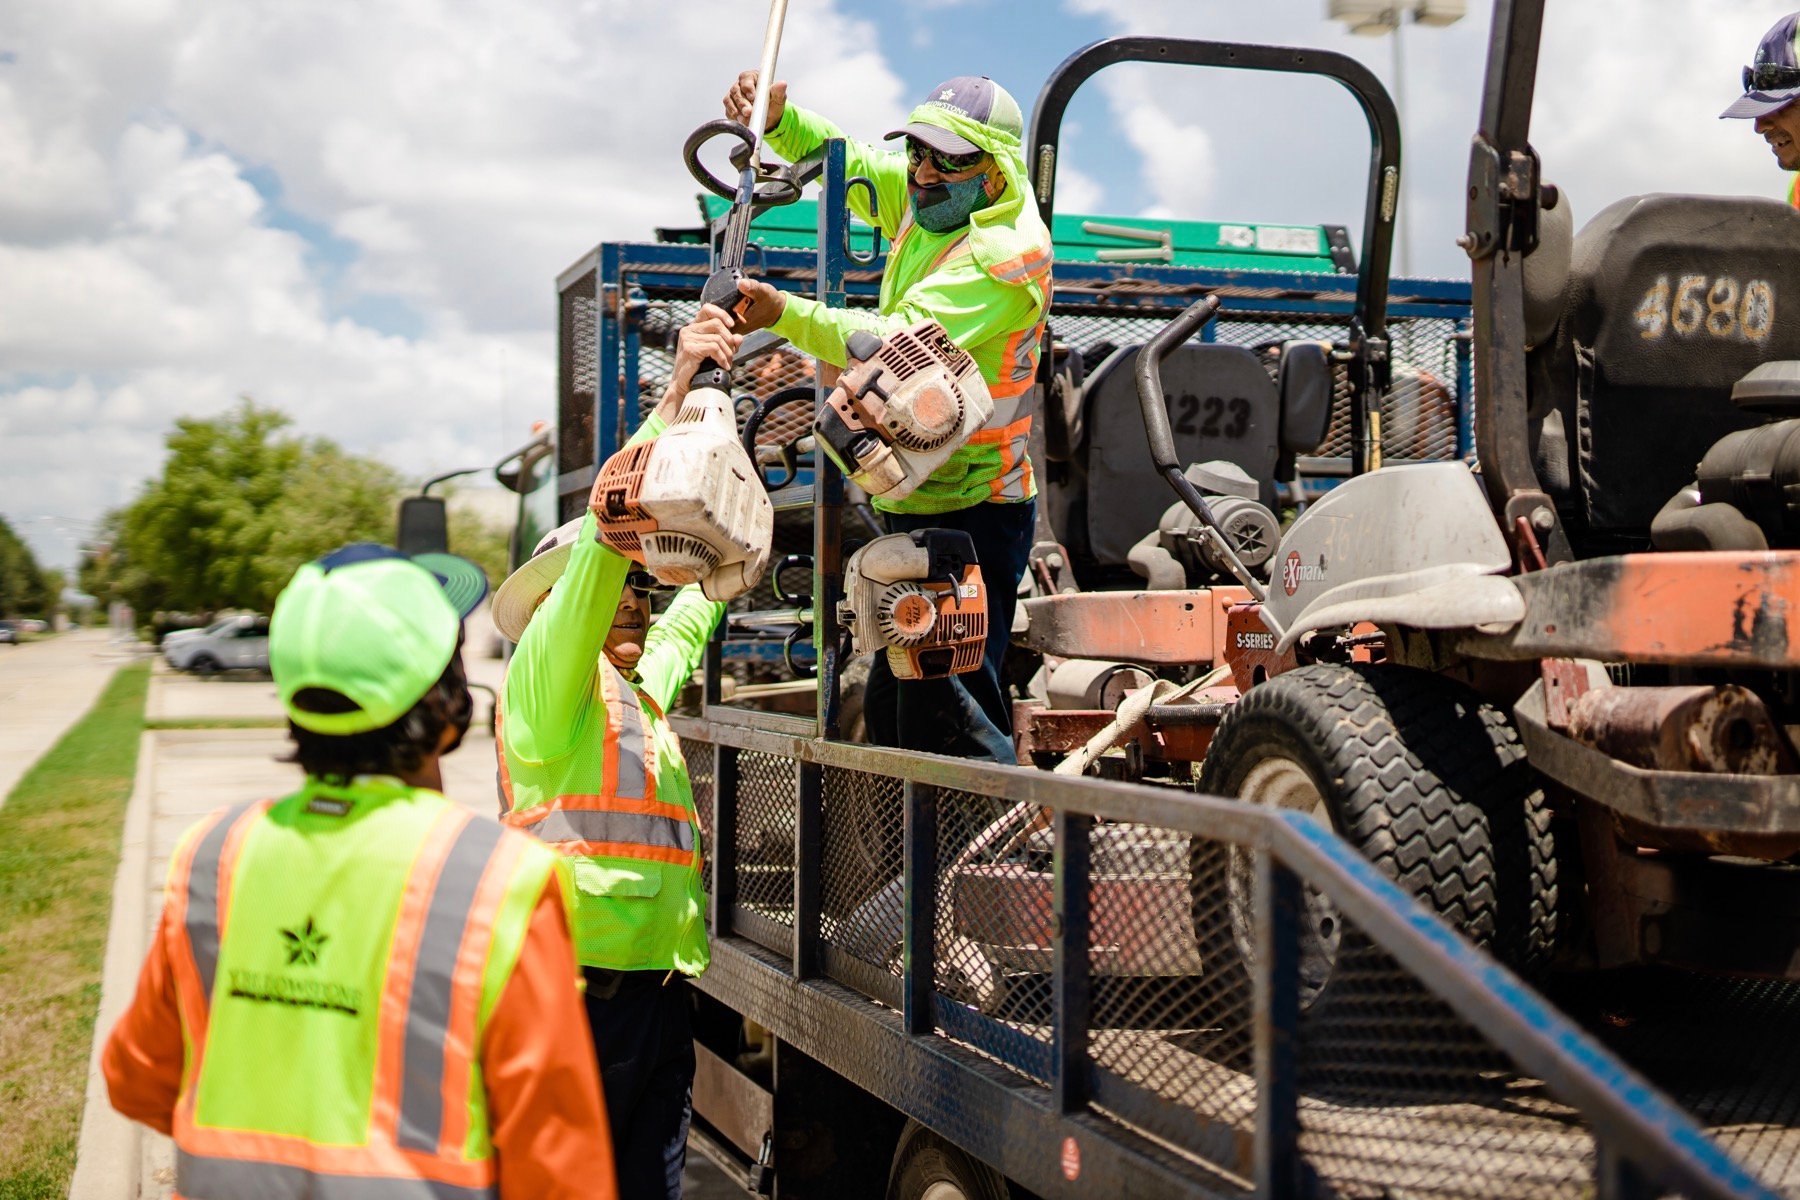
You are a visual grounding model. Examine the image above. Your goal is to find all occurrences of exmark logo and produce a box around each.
[1281,551,1325,597]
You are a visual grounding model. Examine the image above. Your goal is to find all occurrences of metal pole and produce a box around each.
[744,0,790,147]
[1390,6,1413,279]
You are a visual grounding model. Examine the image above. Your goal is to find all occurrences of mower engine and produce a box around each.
[1126,461,1281,590]
[840,530,987,680]
[1651,362,1800,552]
[815,322,994,501]
[590,384,773,601]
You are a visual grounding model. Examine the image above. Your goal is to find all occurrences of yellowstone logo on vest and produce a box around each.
[1281,551,1326,597]
[226,917,364,1017]
[280,916,327,966]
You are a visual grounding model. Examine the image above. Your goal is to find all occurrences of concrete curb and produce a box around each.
[68,730,156,1200]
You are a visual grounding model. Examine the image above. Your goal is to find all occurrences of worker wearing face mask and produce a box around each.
[723,71,1053,765]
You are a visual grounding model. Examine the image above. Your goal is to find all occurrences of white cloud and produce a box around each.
[0,0,912,568]
[1058,0,1796,276]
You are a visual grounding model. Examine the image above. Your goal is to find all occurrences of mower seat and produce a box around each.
[1056,342,1284,571]
[1528,194,1800,554]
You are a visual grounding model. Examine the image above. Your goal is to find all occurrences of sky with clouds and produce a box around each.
[3,0,1795,570]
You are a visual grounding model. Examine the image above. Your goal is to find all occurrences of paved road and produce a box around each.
[79,651,742,1198]
[0,629,138,808]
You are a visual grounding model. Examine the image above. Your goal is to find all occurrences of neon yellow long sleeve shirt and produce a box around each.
[764,104,1052,513]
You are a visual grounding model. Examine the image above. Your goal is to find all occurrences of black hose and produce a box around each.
[739,385,816,490]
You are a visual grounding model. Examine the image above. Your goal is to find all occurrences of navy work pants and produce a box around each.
[863,498,1034,765]
[583,968,695,1200]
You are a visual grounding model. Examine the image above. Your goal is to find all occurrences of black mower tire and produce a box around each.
[1190,663,1558,1036]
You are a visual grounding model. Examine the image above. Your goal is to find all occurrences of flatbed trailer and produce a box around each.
[526,25,1800,1200]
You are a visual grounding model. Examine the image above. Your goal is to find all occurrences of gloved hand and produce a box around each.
[723,70,788,132]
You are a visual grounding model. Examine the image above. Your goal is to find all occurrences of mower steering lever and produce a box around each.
[1134,293,1269,602]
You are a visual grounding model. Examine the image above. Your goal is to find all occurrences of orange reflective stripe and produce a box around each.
[370,809,468,1143]
[174,1123,494,1189]
[175,1151,496,1199]
[597,663,652,805]
[493,706,514,814]
[988,320,1043,400]
[435,828,523,1160]
[555,840,700,868]
[515,794,692,824]
[987,243,1052,285]
[968,415,1034,501]
[166,801,269,1132]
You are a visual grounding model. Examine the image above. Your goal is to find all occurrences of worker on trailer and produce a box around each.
[103,546,614,1198]
[1722,10,1800,209]
[490,310,737,1199]
[724,70,1053,765]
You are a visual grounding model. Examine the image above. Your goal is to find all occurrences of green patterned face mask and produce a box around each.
[910,172,993,233]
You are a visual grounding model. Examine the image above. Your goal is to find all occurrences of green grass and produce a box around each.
[0,662,147,1200]
[146,715,285,730]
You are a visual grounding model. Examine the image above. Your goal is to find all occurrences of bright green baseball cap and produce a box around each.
[271,544,488,735]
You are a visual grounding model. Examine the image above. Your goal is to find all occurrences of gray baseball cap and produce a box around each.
[886,76,1024,156]
[1722,12,1800,119]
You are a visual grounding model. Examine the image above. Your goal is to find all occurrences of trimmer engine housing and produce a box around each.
[815,322,994,500]
[591,385,773,601]
[840,530,988,680]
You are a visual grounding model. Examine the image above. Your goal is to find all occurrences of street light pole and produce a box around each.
[1327,0,1466,279]
[1390,15,1411,277]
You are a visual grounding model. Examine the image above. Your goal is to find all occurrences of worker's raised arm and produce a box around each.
[635,586,727,714]
[504,306,742,762]
[741,253,1044,369]
[725,71,907,238]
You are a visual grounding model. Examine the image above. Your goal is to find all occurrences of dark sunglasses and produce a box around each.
[906,138,986,175]
[1744,62,1800,93]
[623,569,672,594]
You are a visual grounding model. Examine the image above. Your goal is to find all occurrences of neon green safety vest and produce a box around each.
[164,777,561,1198]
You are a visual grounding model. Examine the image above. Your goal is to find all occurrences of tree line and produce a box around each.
[79,401,510,624]
[0,516,59,619]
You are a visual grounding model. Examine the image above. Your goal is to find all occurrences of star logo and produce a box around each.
[280,917,328,966]
[938,88,956,100]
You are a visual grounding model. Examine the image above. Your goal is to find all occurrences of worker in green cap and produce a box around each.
[723,69,1053,765]
[103,545,616,1198]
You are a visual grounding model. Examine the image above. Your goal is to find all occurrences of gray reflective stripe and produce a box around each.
[178,1150,495,1200]
[528,808,694,852]
[606,663,649,801]
[395,816,507,1155]
[184,801,259,1006]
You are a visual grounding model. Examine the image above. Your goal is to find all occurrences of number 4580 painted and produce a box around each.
[1634,273,1775,343]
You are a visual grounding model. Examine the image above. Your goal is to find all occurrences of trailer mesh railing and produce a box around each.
[732,749,798,953]
[608,285,1469,686]
[1291,911,1595,1199]
[682,725,1769,1200]
[818,764,904,1006]
[624,292,1468,473]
